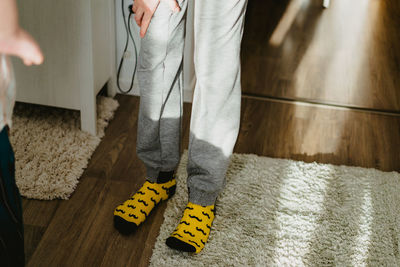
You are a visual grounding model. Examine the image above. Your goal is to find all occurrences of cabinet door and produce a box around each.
[91,0,114,95]
[13,0,93,110]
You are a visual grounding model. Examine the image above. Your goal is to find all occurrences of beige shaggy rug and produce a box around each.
[151,151,400,266]
[9,96,119,200]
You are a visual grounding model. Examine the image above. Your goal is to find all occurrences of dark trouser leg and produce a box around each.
[0,127,24,267]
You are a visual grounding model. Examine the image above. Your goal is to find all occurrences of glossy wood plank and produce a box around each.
[26,176,108,267]
[84,94,139,180]
[22,199,60,227]
[23,225,46,264]
[241,0,400,111]
[235,96,400,172]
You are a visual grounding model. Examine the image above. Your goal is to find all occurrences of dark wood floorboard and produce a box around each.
[241,0,400,111]
[235,96,400,171]
[23,225,46,264]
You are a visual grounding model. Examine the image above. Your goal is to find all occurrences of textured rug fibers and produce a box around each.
[150,151,400,266]
[9,96,119,200]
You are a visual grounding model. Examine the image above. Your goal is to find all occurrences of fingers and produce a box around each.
[134,0,181,38]
[29,46,44,65]
[23,59,33,66]
[0,29,44,66]
[131,3,138,13]
[19,44,43,66]
[140,12,153,38]
[134,7,145,27]
[10,44,42,66]
[20,31,44,65]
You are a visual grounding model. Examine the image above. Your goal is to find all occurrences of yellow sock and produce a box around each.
[114,179,176,235]
[166,202,215,253]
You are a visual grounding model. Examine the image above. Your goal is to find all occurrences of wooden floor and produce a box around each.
[22,95,400,266]
[23,0,400,266]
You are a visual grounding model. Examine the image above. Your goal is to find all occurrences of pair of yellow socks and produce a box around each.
[114,179,215,253]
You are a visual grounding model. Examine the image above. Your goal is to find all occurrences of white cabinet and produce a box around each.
[13,0,117,135]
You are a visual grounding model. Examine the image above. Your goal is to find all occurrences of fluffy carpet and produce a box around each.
[9,96,119,200]
[150,151,400,266]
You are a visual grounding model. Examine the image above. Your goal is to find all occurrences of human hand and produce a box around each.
[132,0,180,38]
[0,28,44,66]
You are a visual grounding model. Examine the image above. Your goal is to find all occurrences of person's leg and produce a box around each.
[136,0,187,182]
[0,127,24,266]
[187,0,248,206]
[114,0,188,235]
[166,0,248,253]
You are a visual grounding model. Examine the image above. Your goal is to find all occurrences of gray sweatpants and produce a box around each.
[136,0,248,206]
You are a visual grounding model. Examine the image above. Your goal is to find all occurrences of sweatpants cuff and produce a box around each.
[188,187,218,206]
[146,167,159,182]
[146,166,175,183]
